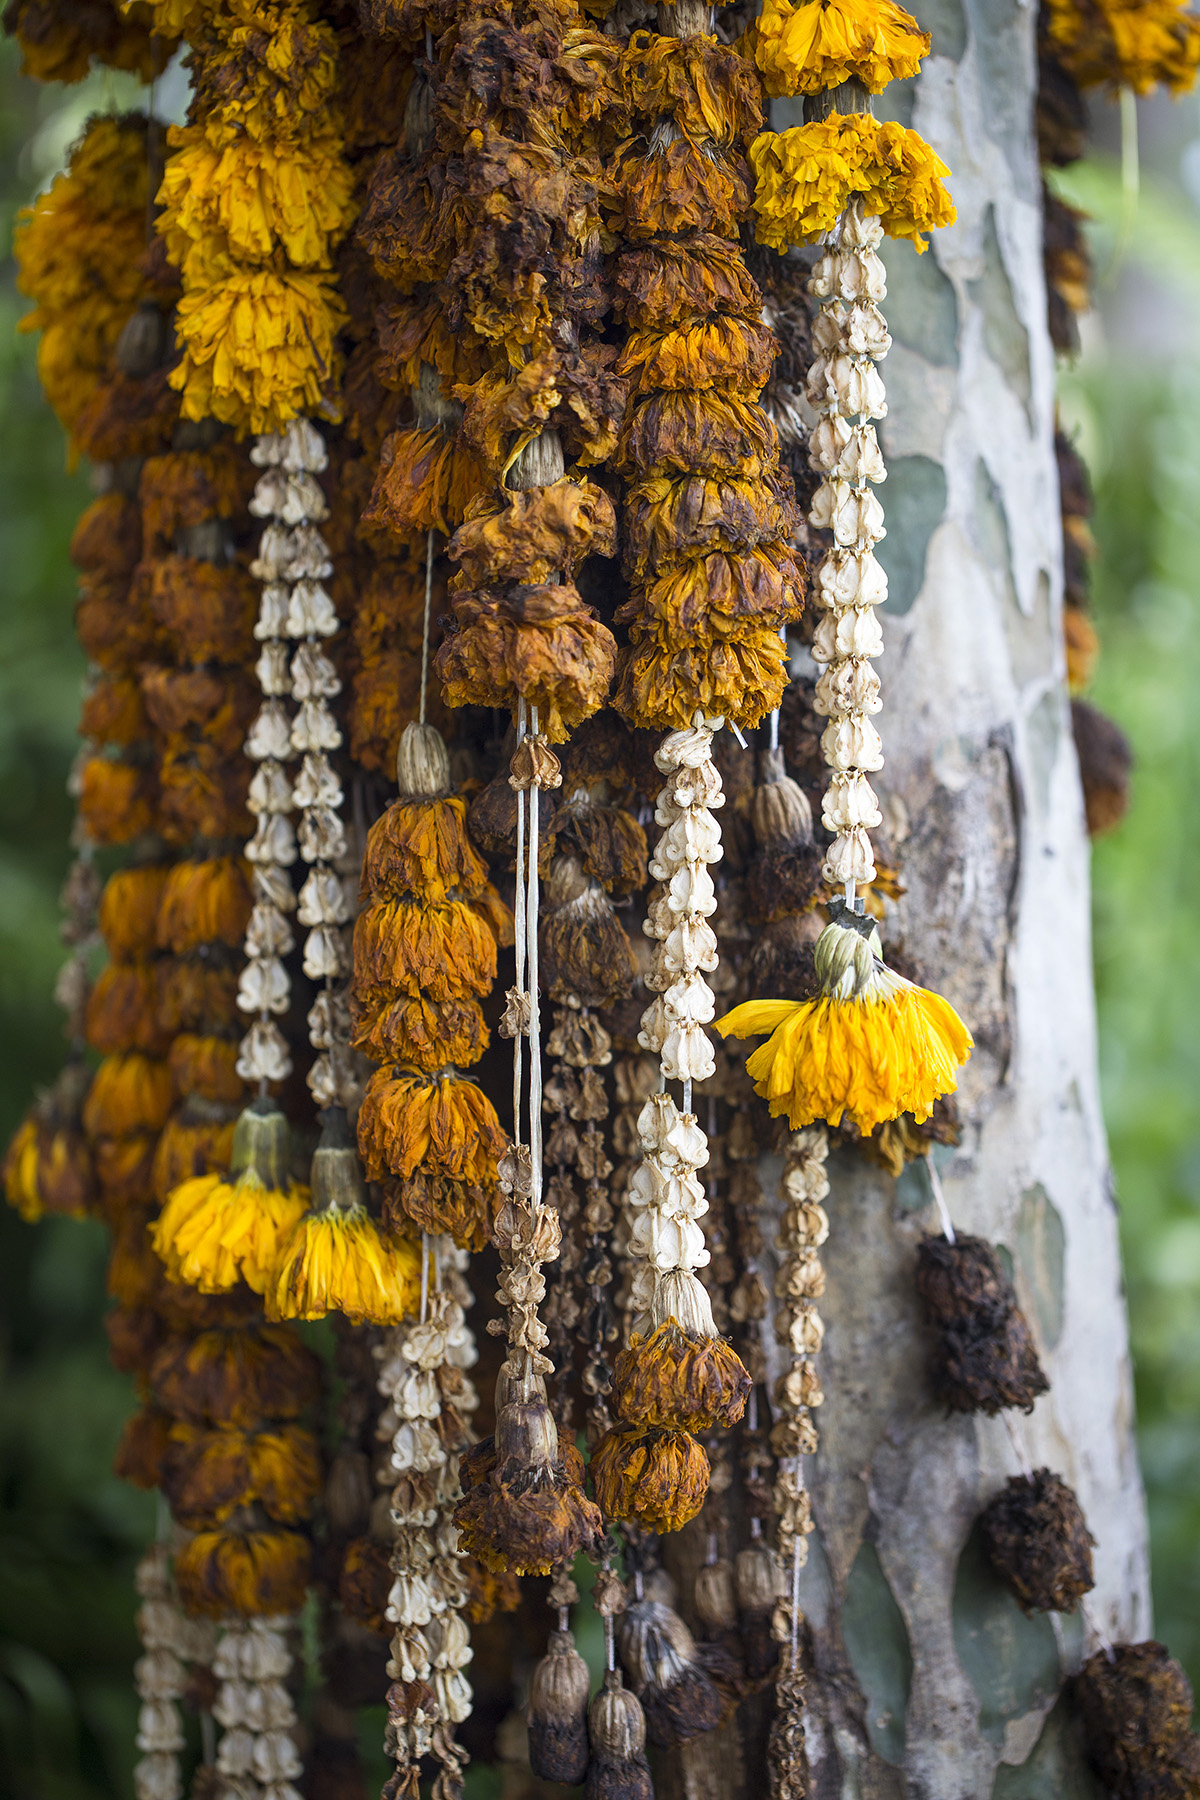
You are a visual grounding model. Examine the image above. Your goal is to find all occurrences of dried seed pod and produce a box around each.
[736,1541,785,1679]
[586,1673,653,1800]
[751,744,813,849]
[1072,1641,1200,1799]
[979,1468,1095,1614]
[616,1597,725,1746]
[694,1559,737,1634]
[915,1233,1049,1415]
[527,1628,591,1785]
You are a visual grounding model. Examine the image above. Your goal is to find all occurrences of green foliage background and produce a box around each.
[0,46,1196,1800]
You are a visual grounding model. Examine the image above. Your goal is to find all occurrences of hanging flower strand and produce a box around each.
[718,46,971,1137]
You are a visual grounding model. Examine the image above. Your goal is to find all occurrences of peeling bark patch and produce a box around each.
[877,456,947,616]
[1016,1184,1066,1350]
[951,1524,1060,1748]
[973,458,1019,612]
[841,1540,914,1766]
[1025,687,1066,818]
[911,0,968,59]
[881,239,959,367]
[968,206,1032,415]
[991,1695,1108,1799]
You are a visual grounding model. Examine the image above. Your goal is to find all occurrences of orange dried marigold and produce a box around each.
[363,425,489,541]
[78,755,156,846]
[614,626,791,732]
[436,581,617,743]
[357,1067,506,1187]
[98,863,170,961]
[352,895,500,1002]
[616,388,781,481]
[360,792,490,904]
[351,993,489,1072]
[612,232,763,331]
[448,480,617,587]
[623,470,799,578]
[149,1325,322,1430]
[85,963,168,1057]
[174,1526,311,1619]
[161,1422,323,1530]
[619,541,805,647]
[609,136,752,242]
[157,856,252,953]
[612,1321,751,1433]
[620,28,763,146]
[618,314,777,396]
[82,1051,174,1140]
[590,1425,710,1532]
[167,1032,243,1105]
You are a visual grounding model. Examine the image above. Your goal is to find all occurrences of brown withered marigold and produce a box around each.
[82,1051,173,1140]
[353,896,500,1002]
[338,1535,393,1636]
[448,480,617,587]
[614,629,790,732]
[545,793,647,896]
[617,388,781,482]
[362,425,489,541]
[380,1168,498,1253]
[167,1033,243,1106]
[357,1067,506,1187]
[149,1325,322,1430]
[539,857,637,1006]
[75,571,163,672]
[151,1108,237,1205]
[619,30,763,148]
[174,1526,312,1619]
[612,232,763,331]
[161,1423,323,1530]
[619,541,805,647]
[73,366,179,465]
[352,993,489,1072]
[454,1460,603,1577]
[145,556,259,664]
[157,745,252,845]
[609,136,752,242]
[612,1321,750,1433]
[357,144,458,293]
[90,1132,159,1209]
[375,291,486,395]
[70,490,142,576]
[85,963,170,1058]
[618,315,777,396]
[622,471,798,578]
[141,665,258,744]
[80,673,150,748]
[462,1555,523,1625]
[113,1404,174,1491]
[97,863,169,961]
[2,1061,96,1223]
[139,446,253,555]
[157,856,252,953]
[436,581,616,743]
[590,1424,710,1532]
[361,792,490,905]
[78,755,156,846]
[155,959,241,1038]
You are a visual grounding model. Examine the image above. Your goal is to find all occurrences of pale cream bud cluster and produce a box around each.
[807,203,890,893]
[211,1617,301,1799]
[771,1128,829,1571]
[133,1545,216,1800]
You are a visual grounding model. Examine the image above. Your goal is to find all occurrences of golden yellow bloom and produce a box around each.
[152,1104,308,1293]
[171,268,346,437]
[1045,0,1200,92]
[612,1322,750,1433]
[360,792,490,904]
[157,126,357,283]
[267,1205,420,1326]
[751,114,955,251]
[751,0,929,97]
[3,1118,43,1223]
[717,909,972,1135]
[590,1425,710,1531]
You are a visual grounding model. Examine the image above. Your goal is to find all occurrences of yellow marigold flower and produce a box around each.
[3,1118,43,1223]
[1045,0,1200,92]
[120,0,205,40]
[267,1117,419,1326]
[152,1103,308,1293]
[716,905,972,1135]
[751,114,955,251]
[157,126,357,281]
[171,268,346,436]
[751,0,929,97]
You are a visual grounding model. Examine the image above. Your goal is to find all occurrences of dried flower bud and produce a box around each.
[528,1629,591,1785]
[1072,1641,1200,1800]
[586,1673,652,1800]
[979,1470,1095,1614]
[752,747,813,849]
[116,303,168,378]
[396,722,452,799]
[495,1398,559,1470]
[915,1234,1049,1416]
[617,1599,724,1747]
[694,1560,737,1633]
[509,736,563,793]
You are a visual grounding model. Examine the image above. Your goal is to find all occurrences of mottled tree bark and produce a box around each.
[761,1,1151,1793]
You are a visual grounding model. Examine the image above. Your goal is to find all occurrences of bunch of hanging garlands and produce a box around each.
[7,0,1200,1791]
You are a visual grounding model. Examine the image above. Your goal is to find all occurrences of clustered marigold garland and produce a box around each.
[15,0,1199,1793]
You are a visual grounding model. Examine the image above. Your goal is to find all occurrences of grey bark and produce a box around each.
[766,1,1151,1793]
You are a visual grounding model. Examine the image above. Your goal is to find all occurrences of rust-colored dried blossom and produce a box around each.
[338,1534,392,1634]
[112,1404,174,1491]
[590,1424,710,1531]
[75,572,164,671]
[106,1206,160,1308]
[375,291,488,395]
[353,896,499,1002]
[623,471,798,578]
[70,491,142,576]
[151,1111,237,1204]
[437,581,617,743]
[142,665,258,745]
[149,1326,322,1430]
[620,30,763,149]
[612,232,763,330]
[339,340,408,462]
[145,556,259,663]
[455,1465,604,1577]
[361,793,490,903]
[614,628,791,732]
[161,1422,323,1529]
[609,137,752,243]
[72,366,180,464]
[3,1065,96,1222]
[82,1051,173,1140]
[620,542,805,647]
[106,1306,165,1377]
[139,446,254,555]
[612,1322,750,1432]
[450,480,617,585]
[335,30,414,153]
[619,315,777,396]
[85,963,169,1057]
[157,745,252,844]
[99,864,169,961]
[156,962,240,1038]
[363,425,489,540]
[436,10,621,144]
[352,993,489,1071]
[157,856,252,953]
[357,1067,506,1186]
[539,860,637,1004]
[617,389,781,480]
[462,1555,523,1624]
[381,1168,498,1252]
[546,794,647,896]
[80,673,150,747]
[357,146,459,293]
[78,755,156,846]
[4,0,175,85]
[167,1033,243,1106]
[91,1133,158,1208]
[174,1527,312,1619]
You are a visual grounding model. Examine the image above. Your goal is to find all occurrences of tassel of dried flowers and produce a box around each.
[373,1246,479,1800]
[719,151,970,1130]
[7,0,176,85]
[353,720,510,1251]
[609,2,806,733]
[593,721,750,1533]
[133,1541,217,1800]
[762,1124,829,1800]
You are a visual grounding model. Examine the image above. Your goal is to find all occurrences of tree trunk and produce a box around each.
[768,5,1151,1794]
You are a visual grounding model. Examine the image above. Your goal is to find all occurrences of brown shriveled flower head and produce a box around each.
[161,1423,323,1531]
[155,960,241,1038]
[915,1233,1050,1416]
[146,556,259,664]
[619,30,762,147]
[546,795,648,897]
[617,1598,727,1748]
[112,1404,174,1491]
[73,366,180,465]
[82,1052,173,1141]
[539,859,637,1006]
[357,1067,507,1187]
[363,426,489,542]
[337,1534,393,1636]
[462,1554,523,1624]
[352,993,489,1072]
[612,1321,750,1434]
[80,673,150,748]
[174,1526,312,1620]
[151,1110,236,1204]
[166,1032,243,1106]
[454,1465,604,1577]
[618,314,777,397]
[613,628,790,733]
[979,1469,1095,1615]
[75,570,164,672]
[612,232,763,331]
[449,480,617,587]
[78,755,156,846]
[619,541,805,650]
[1071,1641,1200,1800]
[85,963,170,1058]
[617,388,781,483]
[70,491,142,577]
[436,581,617,743]
[1071,698,1132,837]
[352,895,499,1003]
[589,1424,709,1532]
[157,857,253,954]
[149,1325,322,1430]
[622,470,798,580]
[609,136,752,243]
[361,793,489,904]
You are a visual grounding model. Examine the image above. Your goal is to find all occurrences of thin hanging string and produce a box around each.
[512,699,528,1141]
[418,527,434,726]
[1105,86,1140,284]
[1002,1409,1033,1480]
[527,702,544,1207]
[926,1154,956,1243]
[420,1229,430,1324]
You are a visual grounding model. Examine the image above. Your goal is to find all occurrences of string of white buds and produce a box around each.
[807,202,891,903]
[376,1244,478,1792]
[211,1617,302,1800]
[133,1543,217,1800]
[630,721,725,1338]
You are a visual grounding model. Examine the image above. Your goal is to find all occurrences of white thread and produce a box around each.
[527,704,543,1207]
[420,1230,430,1325]
[418,527,434,727]
[1002,1410,1034,1481]
[926,1154,956,1244]
[512,699,528,1140]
